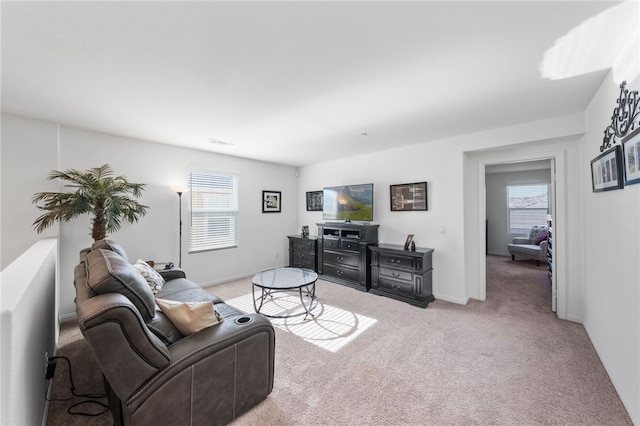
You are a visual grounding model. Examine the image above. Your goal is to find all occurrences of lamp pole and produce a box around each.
[171,184,188,268]
[176,191,183,268]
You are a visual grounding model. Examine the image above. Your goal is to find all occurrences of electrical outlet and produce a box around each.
[45,354,56,380]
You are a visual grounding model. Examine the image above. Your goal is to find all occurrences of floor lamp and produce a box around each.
[170,185,188,268]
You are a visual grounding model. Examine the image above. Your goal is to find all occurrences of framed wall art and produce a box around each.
[590,146,624,192]
[262,190,281,213]
[622,127,640,186]
[306,191,323,211]
[390,182,428,211]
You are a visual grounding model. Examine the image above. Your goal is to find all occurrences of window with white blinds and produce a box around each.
[507,184,549,235]
[188,171,238,252]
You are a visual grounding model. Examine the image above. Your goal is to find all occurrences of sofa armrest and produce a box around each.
[77,293,171,403]
[512,237,530,244]
[124,313,275,424]
[158,268,186,281]
[539,239,549,252]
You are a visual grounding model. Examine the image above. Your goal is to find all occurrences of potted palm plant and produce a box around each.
[32,164,148,241]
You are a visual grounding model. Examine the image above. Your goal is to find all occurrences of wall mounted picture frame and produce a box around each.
[622,127,640,186]
[306,191,323,211]
[262,190,281,213]
[591,146,624,192]
[390,181,428,211]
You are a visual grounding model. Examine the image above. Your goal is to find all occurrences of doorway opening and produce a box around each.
[469,148,567,319]
[485,160,555,313]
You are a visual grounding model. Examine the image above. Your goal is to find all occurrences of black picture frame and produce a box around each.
[591,146,624,192]
[622,127,640,186]
[262,190,281,213]
[390,182,428,211]
[306,191,323,211]
[403,234,414,250]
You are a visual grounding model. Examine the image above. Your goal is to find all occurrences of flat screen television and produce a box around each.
[323,183,373,222]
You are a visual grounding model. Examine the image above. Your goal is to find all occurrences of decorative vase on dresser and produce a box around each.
[369,243,434,307]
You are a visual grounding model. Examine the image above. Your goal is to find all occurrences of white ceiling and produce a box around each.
[2,1,637,167]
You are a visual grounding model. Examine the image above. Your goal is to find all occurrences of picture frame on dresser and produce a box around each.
[590,146,623,192]
[390,181,428,211]
[622,127,640,186]
[262,190,281,213]
[306,191,323,211]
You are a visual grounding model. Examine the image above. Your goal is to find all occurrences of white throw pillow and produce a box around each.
[155,298,224,335]
[133,259,165,294]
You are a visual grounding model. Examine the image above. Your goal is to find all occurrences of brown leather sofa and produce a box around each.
[74,240,275,426]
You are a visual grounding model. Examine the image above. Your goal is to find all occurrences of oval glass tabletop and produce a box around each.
[252,267,318,290]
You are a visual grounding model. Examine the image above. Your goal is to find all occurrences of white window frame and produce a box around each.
[507,183,549,235]
[188,170,239,252]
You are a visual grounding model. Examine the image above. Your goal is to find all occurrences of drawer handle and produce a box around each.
[298,254,304,258]
[336,270,343,276]
[392,272,400,278]
[337,256,344,261]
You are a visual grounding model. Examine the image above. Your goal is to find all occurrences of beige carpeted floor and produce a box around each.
[47,256,632,425]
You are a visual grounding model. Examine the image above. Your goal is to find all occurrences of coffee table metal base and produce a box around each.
[252,268,318,320]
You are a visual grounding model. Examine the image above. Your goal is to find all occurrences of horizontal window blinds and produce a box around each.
[507,184,549,235]
[189,171,238,252]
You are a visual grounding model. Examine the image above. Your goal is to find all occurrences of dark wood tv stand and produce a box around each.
[316,222,379,291]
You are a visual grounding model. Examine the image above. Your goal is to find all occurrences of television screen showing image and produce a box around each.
[323,183,373,221]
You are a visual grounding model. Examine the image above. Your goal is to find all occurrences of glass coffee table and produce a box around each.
[252,267,318,319]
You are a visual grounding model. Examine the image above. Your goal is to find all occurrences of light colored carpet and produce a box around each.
[48,256,632,425]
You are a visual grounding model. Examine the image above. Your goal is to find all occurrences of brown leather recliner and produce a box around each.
[74,240,275,426]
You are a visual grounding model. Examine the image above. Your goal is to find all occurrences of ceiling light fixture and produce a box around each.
[209,138,234,147]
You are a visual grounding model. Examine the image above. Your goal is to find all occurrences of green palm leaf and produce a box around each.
[32,164,148,241]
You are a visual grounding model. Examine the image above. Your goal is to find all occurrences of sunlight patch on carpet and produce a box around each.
[225,292,377,353]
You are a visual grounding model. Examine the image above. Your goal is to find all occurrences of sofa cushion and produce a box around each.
[155,278,225,305]
[92,239,129,262]
[133,259,165,294]
[85,249,156,321]
[534,230,548,245]
[156,298,224,335]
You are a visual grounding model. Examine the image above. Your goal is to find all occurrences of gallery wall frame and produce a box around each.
[622,127,640,186]
[390,181,428,211]
[306,191,323,211]
[262,190,281,213]
[590,146,624,192]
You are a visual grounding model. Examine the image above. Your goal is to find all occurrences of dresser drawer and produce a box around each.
[379,267,413,282]
[291,257,315,270]
[292,250,314,260]
[341,239,360,251]
[323,250,360,267]
[292,239,316,251]
[323,238,340,250]
[379,253,414,269]
[324,265,359,282]
[378,276,415,296]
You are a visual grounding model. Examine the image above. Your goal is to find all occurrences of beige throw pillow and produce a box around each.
[155,298,223,335]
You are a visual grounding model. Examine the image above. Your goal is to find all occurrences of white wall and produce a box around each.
[0,239,57,426]
[581,71,639,424]
[1,115,59,270]
[486,168,551,256]
[298,113,585,305]
[2,115,298,316]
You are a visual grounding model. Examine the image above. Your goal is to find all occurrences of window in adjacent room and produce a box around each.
[188,171,238,252]
[507,184,549,235]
